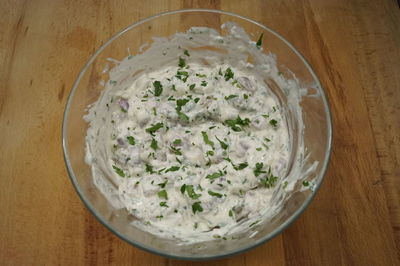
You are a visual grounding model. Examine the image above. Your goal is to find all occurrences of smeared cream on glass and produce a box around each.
[85,23,313,243]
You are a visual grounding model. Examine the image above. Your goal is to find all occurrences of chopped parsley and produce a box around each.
[196,73,206,78]
[157,180,168,188]
[224,94,238,100]
[201,131,215,149]
[173,139,182,145]
[153,81,163,96]
[150,138,158,150]
[215,136,228,150]
[184,185,201,199]
[176,70,189,82]
[206,170,225,180]
[225,116,251,132]
[189,83,195,90]
[201,80,207,87]
[176,109,189,121]
[243,94,249,99]
[159,201,169,207]
[169,145,182,155]
[157,190,168,200]
[112,165,125,177]
[194,97,200,103]
[260,167,278,188]
[176,98,189,108]
[302,180,310,187]
[184,49,190,56]
[224,68,234,81]
[145,122,164,135]
[269,119,278,127]
[229,209,233,217]
[145,164,154,174]
[208,190,223,198]
[178,57,186,68]
[254,162,267,177]
[283,181,289,189]
[126,136,135,145]
[192,202,203,214]
[256,33,264,48]
[165,166,180,173]
[233,162,248,170]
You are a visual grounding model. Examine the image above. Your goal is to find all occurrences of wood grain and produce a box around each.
[0,0,399,265]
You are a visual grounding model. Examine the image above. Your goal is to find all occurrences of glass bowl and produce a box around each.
[62,9,332,260]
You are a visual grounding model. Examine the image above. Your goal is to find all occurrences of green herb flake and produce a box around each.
[264,137,271,142]
[243,94,249,99]
[196,73,206,78]
[194,97,200,103]
[176,98,189,108]
[176,109,189,121]
[224,94,238,100]
[185,185,201,199]
[260,171,278,188]
[180,184,186,194]
[145,164,154,174]
[233,162,248,170]
[176,70,189,82]
[112,165,125,177]
[173,139,182,145]
[256,147,262,151]
[150,138,158,150]
[189,83,195,90]
[256,33,264,48]
[229,209,233,217]
[169,145,182,155]
[201,80,207,87]
[157,180,168,188]
[283,181,289,189]
[165,166,180,173]
[302,180,310,187]
[126,136,135,145]
[208,190,223,198]
[152,107,157,116]
[269,119,278,127]
[201,131,215,149]
[146,122,164,135]
[225,116,251,132]
[216,136,228,150]
[178,57,186,68]
[157,190,168,200]
[206,150,214,156]
[192,202,203,214]
[159,201,169,207]
[224,68,234,81]
[153,81,163,96]
[254,162,267,177]
[184,49,190,56]
[206,171,224,180]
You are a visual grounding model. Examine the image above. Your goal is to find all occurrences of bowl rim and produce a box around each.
[62,8,333,260]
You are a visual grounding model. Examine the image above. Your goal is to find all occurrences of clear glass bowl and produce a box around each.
[62,9,332,260]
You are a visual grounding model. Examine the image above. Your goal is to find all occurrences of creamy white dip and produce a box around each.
[85,23,312,243]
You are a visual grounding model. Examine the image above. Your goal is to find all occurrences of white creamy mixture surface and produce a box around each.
[85,23,309,242]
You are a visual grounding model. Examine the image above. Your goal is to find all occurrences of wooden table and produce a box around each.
[1,0,399,265]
